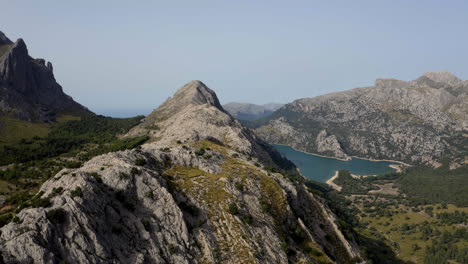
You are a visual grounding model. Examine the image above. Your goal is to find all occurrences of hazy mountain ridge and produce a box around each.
[0,30,91,123]
[0,81,362,264]
[223,102,284,121]
[253,71,468,165]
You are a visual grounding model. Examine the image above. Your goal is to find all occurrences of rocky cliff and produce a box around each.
[223,102,283,121]
[0,30,91,123]
[0,81,361,264]
[254,72,468,165]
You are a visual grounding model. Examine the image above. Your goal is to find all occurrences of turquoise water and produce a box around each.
[273,144,398,182]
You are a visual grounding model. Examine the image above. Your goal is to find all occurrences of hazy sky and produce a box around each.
[2,0,468,117]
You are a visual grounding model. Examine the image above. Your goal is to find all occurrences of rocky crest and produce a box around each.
[254,72,468,165]
[0,30,91,123]
[223,102,284,121]
[0,81,361,263]
[127,81,292,169]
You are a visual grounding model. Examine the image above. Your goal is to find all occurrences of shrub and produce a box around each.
[88,172,103,183]
[51,187,64,196]
[241,214,254,225]
[135,157,146,166]
[160,147,171,152]
[235,182,244,192]
[130,167,140,175]
[264,166,278,173]
[228,203,239,215]
[195,148,206,156]
[46,208,66,224]
[70,187,83,198]
[65,161,82,168]
[118,171,129,180]
[30,192,51,208]
[144,191,154,199]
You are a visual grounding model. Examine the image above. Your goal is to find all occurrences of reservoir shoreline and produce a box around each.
[272,143,411,166]
[273,144,402,182]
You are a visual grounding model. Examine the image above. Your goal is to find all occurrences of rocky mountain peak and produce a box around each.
[0,30,13,45]
[422,71,462,85]
[0,31,92,122]
[142,80,224,123]
[172,80,223,110]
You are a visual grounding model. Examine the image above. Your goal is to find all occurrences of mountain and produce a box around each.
[253,72,468,165]
[0,30,91,123]
[0,81,362,263]
[223,102,284,121]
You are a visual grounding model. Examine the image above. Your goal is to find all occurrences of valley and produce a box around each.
[0,27,466,264]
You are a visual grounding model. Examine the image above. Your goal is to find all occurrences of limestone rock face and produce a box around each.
[254,72,468,165]
[0,82,362,263]
[315,130,349,160]
[0,31,92,122]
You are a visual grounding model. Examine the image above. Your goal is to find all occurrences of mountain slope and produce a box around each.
[253,72,468,165]
[223,102,284,121]
[0,81,361,264]
[0,30,91,123]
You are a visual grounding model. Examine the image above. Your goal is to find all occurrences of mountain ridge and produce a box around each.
[223,102,284,121]
[253,72,468,166]
[0,81,363,263]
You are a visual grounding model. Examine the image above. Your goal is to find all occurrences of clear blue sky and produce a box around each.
[2,0,468,117]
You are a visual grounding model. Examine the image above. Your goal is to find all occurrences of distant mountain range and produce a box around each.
[223,102,283,120]
[251,71,468,166]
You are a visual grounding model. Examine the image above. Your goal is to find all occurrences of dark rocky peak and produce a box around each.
[0,31,92,122]
[421,71,462,85]
[0,30,13,45]
[0,38,34,93]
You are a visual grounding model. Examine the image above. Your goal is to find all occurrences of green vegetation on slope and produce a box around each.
[329,166,468,264]
[0,117,51,145]
[0,115,148,213]
[0,115,146,165]
[396,164,468,207]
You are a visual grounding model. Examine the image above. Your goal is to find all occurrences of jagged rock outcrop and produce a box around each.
[223,102,284,121]
[0,30,91,123]
[0,81,362,264]
[254,72,468,165]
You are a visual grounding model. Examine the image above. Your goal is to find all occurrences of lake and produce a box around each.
[273,144,398,182]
